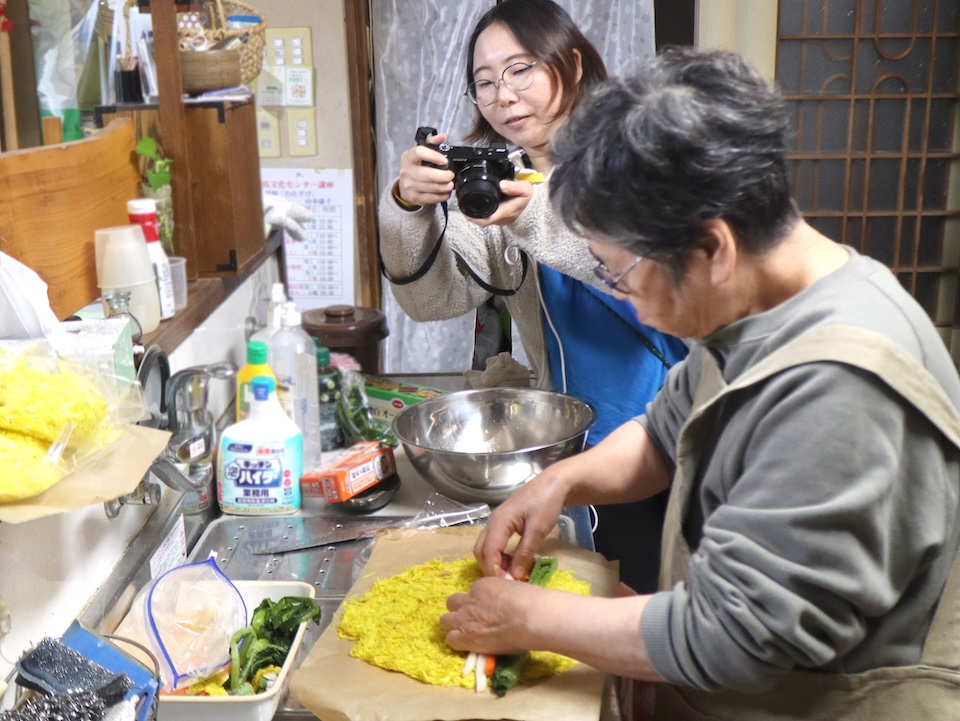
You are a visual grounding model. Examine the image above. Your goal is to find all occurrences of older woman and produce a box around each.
[442,47,960,721]
[378,0,687,593]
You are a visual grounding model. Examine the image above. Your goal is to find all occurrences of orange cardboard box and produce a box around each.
[301,442,397,503]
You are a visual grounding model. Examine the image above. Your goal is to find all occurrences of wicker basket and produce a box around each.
[124,0,266,87]
[179,0,266,85]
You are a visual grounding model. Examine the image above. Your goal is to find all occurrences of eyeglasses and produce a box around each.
[591,251,643,292]
[465,60,542,106]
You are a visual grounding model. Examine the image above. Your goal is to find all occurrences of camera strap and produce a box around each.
[379,201,530,296]
[378,203,450,286]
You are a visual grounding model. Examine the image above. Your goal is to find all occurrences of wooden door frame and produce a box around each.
[344,0,381,310]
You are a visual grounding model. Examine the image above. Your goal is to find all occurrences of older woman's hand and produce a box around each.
[473,464,570,580]
[440,575,542,655]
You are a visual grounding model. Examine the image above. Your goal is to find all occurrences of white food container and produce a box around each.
[156,579,315,721]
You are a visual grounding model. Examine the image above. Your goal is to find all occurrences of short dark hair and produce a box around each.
[550,47,800,283]
[465,0,607,145]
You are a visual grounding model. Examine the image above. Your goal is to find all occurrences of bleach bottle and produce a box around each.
[218,376,302,515]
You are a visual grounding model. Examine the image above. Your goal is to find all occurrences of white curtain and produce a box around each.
[372,0,656,373]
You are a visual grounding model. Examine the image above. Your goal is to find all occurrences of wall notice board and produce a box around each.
[261,167,356,310]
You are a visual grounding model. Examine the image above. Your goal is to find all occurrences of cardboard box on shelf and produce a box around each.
[301,441,397,503]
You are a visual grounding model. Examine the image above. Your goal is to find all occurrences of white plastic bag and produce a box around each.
[0,251,60,340]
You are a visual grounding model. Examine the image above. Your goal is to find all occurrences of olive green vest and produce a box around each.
[655,326,960,721]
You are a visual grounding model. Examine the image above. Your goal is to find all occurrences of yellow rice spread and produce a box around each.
[338,555,590,690]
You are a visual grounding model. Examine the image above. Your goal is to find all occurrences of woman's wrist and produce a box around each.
[392,181,422,212]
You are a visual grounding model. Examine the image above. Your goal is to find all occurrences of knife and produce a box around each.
[249,505,490,555]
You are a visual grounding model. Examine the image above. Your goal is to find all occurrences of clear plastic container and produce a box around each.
[268,303,322,470]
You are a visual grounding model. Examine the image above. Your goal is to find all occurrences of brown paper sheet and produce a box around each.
[0,424,171,523]
[290,525,619,721]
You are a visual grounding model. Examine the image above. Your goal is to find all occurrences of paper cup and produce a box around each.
[168,256,188,310]
[95,225,155,288]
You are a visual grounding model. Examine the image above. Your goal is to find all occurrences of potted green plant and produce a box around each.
[135,136,175,257]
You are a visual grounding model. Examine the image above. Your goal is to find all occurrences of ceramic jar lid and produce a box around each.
[301,305,389,347]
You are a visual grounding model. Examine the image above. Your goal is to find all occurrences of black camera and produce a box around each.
[416,126,515,219]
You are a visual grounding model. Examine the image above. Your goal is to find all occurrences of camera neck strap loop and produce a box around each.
[379,202,451,286]
[379,201,530,296]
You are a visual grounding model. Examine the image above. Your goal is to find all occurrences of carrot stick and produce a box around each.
[484,653,497,677]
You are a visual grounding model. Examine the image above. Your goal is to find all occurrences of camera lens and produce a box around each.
[455,161,502,219]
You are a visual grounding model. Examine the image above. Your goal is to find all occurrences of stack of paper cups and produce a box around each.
[94,225,161,334]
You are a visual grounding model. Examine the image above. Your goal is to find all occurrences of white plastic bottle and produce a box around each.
[268,302,322,469]
[218,376,303,515]
[249,283,286,345]
[127,198,176,320]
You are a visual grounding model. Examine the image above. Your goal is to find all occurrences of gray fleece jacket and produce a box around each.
[639,248,960,691]
[377,179,609,387]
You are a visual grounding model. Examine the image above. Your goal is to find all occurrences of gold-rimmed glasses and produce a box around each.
[465,60,542,106]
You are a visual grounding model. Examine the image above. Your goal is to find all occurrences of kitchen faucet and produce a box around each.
[104,360,238,518]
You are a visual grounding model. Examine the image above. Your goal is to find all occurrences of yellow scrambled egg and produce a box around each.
[338,555,590,690]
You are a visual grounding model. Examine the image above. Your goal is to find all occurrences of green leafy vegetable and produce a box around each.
[227,595,321,693]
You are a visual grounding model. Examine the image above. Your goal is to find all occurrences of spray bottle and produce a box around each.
[218,376,302,515]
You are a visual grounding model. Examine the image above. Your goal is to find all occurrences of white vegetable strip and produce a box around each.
[475,653,487,693]
[462,651,478,676]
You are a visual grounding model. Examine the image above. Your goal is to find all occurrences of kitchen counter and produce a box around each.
[75,437,601,719]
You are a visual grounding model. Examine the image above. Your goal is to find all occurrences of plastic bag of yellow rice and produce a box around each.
[338,555,590,691]
[0,346,122,500]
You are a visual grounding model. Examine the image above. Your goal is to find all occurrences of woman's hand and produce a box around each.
[467,178,535,227]
[473,463,571,580]
[440,576,542,655]
[396,132,456,207]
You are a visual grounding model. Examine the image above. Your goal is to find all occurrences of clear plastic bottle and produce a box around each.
[128,198,176,320]
[315,343,344,451]
[236,340,275,421]
[218,376,302,515]
[269,302,322,469]
[249,283,286,345]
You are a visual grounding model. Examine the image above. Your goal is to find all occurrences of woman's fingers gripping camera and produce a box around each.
[398,133,455,207]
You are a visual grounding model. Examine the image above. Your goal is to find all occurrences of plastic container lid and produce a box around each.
[301,305,388,347]
[315,344,331,366]
[126,198,157,215]
[246,340,268,364]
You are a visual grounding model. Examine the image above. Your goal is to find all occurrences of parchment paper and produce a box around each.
[290,525,619,721]
[0,424,170,523]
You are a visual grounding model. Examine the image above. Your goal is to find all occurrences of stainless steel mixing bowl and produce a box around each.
[391,388,596,504]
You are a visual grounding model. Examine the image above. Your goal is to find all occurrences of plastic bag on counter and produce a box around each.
[335,368,397,447]
[353,493,491,571]
[143,557,247,690]
[0,341,147,503]
[0,250,60,340]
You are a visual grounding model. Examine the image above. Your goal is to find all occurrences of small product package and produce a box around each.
[301,441,397,502]
[362,374,446,429]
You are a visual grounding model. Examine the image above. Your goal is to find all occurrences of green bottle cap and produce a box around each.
[247,340,269,365]
[315,344,331,366]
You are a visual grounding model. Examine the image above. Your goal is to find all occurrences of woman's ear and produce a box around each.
[572,48,583,84]
[700,219,737,288]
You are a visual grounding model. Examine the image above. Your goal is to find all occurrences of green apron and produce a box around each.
[654,325,960,721]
